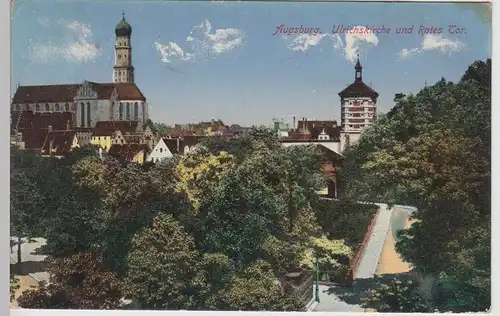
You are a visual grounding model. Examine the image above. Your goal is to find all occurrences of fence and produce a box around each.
[284,269,313,310]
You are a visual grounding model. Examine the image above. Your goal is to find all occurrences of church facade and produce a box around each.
[10,13,148,130]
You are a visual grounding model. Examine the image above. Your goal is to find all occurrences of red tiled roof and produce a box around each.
[108,143,149,162]
[338,81,379,99]
[41,130,77,156]
[293,120,341,140]
[12,81,146,104]
[12,111,73,133]
[163,138,184,154]
[92,120,140,137]
[11,111,74,150]
[182,135,205,147]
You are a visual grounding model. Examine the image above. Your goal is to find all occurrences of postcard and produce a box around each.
[9,0,491,313]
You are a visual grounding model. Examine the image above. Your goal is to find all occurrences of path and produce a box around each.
[311,203,418,312]
[10,238,49,281]
[376,205,415,274]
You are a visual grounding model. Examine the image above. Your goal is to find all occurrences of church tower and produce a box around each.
[113,12,134,83]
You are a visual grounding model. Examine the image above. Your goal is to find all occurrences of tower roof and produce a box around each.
[115,12,132,37]
[355,54,362,69]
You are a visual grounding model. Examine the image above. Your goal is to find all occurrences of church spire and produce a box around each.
[355,54,362,82]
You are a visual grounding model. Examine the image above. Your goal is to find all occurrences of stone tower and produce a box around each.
[113,12,134,83]
[338,55,379,150]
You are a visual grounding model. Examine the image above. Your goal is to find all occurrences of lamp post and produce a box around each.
[314,249,320,303]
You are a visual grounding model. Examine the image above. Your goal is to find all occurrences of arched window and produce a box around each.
[111,102,115,119]
[15,104,20,111]
[65,103,70,111]
[119,102,124,120]
[45,104,50,111]
[35,104,40,111]
[80,102,85,127]
[86,102,91,127]
[133,102,138,120]
[24,104,30,111]
[126,102,131,119]
[55,103,60,111]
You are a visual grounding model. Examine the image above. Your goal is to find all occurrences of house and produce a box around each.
[40,129,79,158]
[147,138,184,162]
[108,143,149,164]
[280,118,343,155]
[181,135,205,153]
[11,111,74,151]
[90,120,143,151]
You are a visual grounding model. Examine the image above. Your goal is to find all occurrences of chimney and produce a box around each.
[293,116,296,130]
[48,125,52,132]
[176,137,180,153]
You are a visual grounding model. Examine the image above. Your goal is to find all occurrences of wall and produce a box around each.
[133,150,145,164]
[347,207,381,283]
[91,136,112,151]
[147,139,173,162]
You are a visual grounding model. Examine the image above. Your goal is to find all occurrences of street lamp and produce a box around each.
[314,249,320,303]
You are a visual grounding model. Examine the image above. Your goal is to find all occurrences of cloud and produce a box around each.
[31,19,101,63]
[284,25,379,63]
[398,34,465,60]
[288,34,329,52]
[341,27,379,63]
[155,19,244,63]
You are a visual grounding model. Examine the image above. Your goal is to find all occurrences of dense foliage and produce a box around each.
[341,59,491,312]
[11,127,355,310]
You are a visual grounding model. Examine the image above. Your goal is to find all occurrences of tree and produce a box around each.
[18,252,123,309]
[393,93,407,103]
[124,214,200,309]
[10,146,50,271]
[367,277,430,312]
[222,260,303,311]
[10,275,20,302]
[339,59,491,312]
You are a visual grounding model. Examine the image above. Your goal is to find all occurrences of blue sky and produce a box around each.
[11,1,491,126]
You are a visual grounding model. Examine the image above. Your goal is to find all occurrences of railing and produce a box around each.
[284,270,313,310]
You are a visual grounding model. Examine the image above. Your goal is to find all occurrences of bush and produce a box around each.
[366,277,430,312]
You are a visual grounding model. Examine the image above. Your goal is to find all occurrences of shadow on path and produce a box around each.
[325,272,412,308]
[10,261,47,276]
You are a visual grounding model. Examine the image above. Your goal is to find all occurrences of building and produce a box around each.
[90,120,150,151]
[40,130,79,158]
[147,138,183,162]
[282,118,342,155]
[10,13,149,132]
[338,55,379,149]
[10,111,74,151]
[108,143,149,164]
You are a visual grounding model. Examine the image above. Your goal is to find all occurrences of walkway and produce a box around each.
[10,237,49,283]
[376,205,415,274]
[311,203,417,312]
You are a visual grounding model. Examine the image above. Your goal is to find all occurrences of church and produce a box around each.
[11,13,148,130]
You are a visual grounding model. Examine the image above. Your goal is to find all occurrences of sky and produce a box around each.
[11,1,491,126]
